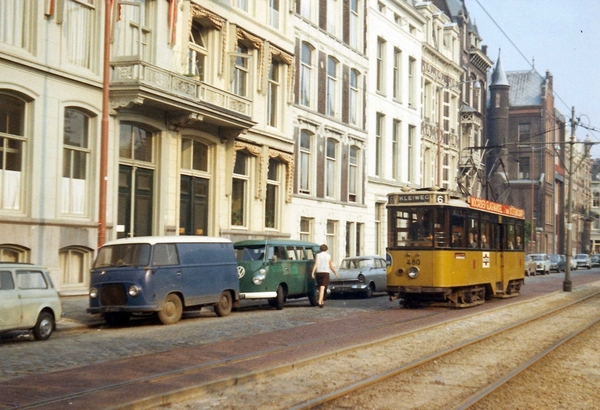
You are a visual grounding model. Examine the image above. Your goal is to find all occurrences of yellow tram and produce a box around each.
[386,188,526,308]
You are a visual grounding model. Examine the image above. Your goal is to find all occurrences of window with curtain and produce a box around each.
[349,0,359,48]
[113,0,152,60]
[300,42,313,107]
[0,93,25,211]
[232,45,250,97]
[376,38,385,93]
[299,130,312,195]
[0,1,33,51]
[349,69,359,126]
[348,146,358,202]
[326,57,338,117]
[326,138,337,198]
[231,152,249,226]
[265,158,281,229]
[188,20,208,81]
[63,108,91,215]
[269,0,280,29]
[267,61,280,127]
[64,0,96,69]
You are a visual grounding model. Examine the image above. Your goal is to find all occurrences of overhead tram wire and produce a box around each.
[472,0,599,139]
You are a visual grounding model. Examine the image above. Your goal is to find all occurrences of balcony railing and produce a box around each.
[110,61,252,117]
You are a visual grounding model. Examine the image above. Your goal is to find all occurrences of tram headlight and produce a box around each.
[407,267,419,279]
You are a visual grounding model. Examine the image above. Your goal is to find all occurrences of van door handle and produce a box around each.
[176,272,182,277]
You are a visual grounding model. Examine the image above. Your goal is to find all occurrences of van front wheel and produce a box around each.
[214,291,233,317]
[158,294,183,325]
[268,285,285,310]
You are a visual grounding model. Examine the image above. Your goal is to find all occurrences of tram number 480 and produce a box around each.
[406,258,421,266]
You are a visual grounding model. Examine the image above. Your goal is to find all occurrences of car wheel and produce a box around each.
[268,285,285,310]
[103,312,132,327]
[32,312,54,341]
[308,285,318,306]
[363,284,374,299]
[158,293,183,325]
[213,291,233,317]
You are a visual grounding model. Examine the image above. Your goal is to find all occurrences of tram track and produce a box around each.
[166,283,600,410]
[294,288,600,410]
[6,305,450,410]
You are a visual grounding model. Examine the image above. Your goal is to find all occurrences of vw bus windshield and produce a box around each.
[234,246,266,262]
[93,244,151,268]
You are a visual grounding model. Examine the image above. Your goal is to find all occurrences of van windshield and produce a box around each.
[235,246,266,262]
[93,244,151,268]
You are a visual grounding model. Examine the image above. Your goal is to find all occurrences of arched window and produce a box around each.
[59,246,93,287]
[0,244,29,262]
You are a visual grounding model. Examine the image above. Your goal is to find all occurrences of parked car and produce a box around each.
[0,263,63,341]
[558,254,577,272]
[573,253,592,270]
[328,256,387,298]
[524,255,537,276]
[547,254,561,273]
[591,255,600,267]
[527,254,551,275]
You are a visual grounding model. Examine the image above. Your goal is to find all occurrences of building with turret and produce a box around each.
[486,55,594,255]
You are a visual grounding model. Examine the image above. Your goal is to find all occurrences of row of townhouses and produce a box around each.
[0,0,593,294]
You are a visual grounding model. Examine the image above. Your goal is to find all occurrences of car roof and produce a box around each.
[342,255,384,260]
[234,239,320,247]
[0,262,47,269]
[102,236,232,247]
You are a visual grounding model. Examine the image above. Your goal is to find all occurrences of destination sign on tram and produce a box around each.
[388,193,448,204]
[468,196,525,219]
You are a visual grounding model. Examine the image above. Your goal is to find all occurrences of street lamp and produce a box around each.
[437,79,481,187]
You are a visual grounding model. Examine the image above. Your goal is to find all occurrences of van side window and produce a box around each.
[17,271,48,289]
[276,246,288,260]
[286,246,297,260]
[0,271,15,290]
[153,244,179,266]
[305,248,315,260]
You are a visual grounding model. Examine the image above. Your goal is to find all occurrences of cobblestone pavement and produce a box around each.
[0,269,597,383]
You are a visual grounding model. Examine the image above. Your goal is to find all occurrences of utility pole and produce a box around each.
[564,106,575,292]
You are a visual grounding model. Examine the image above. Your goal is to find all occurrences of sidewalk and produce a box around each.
[57,295,104,330]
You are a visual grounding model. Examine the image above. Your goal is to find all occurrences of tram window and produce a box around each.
[433,210,448,247]
[506,224,516,249]
[515,224,524,249]
[467,217,479,249]
[480,221,491,249]
[450,215,465,247]
[391,209,434,248]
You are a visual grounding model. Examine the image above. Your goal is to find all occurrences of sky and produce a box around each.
[464,0,600,158]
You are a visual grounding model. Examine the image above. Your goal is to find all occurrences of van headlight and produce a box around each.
[128,285,141,297]
[253,273,266,285]
[407,267,419,279]
[89,287,98,298]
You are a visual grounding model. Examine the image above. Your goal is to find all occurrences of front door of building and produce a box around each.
[118,165,154,238]
[179,175,208,236]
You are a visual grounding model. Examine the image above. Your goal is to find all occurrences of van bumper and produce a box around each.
[87,306,158,314]
[239,292,278,299]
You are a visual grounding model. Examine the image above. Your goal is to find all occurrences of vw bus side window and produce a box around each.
[153,243,179,266]
[286,246,297,260]
[235,246,266,261]
[93,244,151,268]
[305,248,315,260]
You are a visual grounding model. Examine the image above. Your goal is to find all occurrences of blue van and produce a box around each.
[88,236,239,326]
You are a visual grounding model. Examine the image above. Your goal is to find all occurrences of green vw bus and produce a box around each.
[234,240,320,309]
